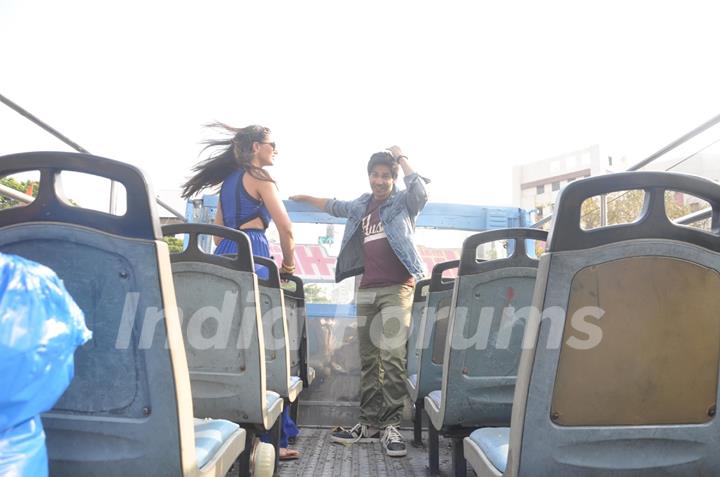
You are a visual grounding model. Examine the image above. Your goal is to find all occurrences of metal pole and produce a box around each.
[0,93,90,153]
[0,93,118,212]
[627,113,720,171]
[155,196,187,221]
[532,112,720,228]
[532,214,552,229]
[675,207,712,225]
[1,92,186,222]
[600,194,608,227]
[0,183,34,204]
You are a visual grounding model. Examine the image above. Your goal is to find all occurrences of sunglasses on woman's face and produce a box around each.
[257,141,276,151]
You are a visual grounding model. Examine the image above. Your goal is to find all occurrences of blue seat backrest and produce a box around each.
[510,171,720,476]
[255,256,292,398]
[406,278,430,378]
[281,274,311,387]
[163,223,270,428]
[413,260,458,400]
[0,152,191,477]
[440,228,547,428]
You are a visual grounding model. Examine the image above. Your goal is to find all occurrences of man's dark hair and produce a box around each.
[367,152,399,179]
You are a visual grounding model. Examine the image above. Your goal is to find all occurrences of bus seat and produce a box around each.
[466,427,509,475]
[425,229,546,475]
[405,261,457,446]
[193,418,245,471]
[255,256,304,404]
[406,278,430,380]
[405,278,430,445]
[282,274,315,392]
[286,282,309,429]
[162,223,283,435]
[0,151,243,477]
[466,171,720,477]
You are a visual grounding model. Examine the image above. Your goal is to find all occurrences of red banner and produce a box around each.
[269,243,459,281]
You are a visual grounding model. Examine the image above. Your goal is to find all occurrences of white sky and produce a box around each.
[2,0,720,211]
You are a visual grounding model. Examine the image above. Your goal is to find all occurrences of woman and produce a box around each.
[182,123,295,276]
[181,123,300,460]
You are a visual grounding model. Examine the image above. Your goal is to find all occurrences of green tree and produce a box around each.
[304,284,331,304]
[0,177,38,210]
[580,189,704,230]
[163,236,184,253]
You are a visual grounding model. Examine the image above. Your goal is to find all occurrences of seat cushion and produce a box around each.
[468,427,510,473]
[194,418,240,469]
[427,390,441,408]
[288,375,303,402]
[425,390,443,429]
[266,391,281,410]
[307,366,316,385]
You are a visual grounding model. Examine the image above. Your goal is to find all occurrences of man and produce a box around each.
[290,146,429,457]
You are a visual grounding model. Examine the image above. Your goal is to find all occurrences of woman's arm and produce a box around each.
[257,180,296,273]
[213,200,224,246]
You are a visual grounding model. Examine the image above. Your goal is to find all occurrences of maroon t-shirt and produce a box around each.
[359,198,414,289]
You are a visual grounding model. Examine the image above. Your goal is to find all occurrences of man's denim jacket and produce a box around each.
[324,172,430,283]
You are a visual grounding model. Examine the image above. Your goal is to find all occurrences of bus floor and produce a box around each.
[276,426,478,477]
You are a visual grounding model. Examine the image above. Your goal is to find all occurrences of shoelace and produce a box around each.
[382,425,403,444]
[335,423,376,444]
[342,423,366,444]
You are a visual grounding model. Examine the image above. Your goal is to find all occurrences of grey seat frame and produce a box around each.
[406,278,431,381]
[466,171,720,477]
[162,223,283,434]
[282,274,315,390]
[406,278,430,445]
[255,256,304,404]
[281,274,313,424]
[406,261,458,402]
[405,260,458,446]
[0,152,243,477]
[425,228,546,476]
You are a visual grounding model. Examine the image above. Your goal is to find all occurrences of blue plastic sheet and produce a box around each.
[0,253,91,477]
[0,417,47,477]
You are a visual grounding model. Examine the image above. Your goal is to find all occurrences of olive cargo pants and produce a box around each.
[355,284,414,428]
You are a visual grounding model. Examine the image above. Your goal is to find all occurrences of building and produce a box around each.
[512,145,629,222]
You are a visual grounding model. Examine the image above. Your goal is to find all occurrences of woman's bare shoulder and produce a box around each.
[242,171,274,200]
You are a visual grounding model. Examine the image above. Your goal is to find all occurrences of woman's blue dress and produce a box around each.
[214,169,273,279]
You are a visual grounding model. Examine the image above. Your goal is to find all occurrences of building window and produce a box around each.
[552,182,560,191]
[536,184,545,194]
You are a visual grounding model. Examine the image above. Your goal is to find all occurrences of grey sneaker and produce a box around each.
[330,423,381,444]
[381,425,407,457]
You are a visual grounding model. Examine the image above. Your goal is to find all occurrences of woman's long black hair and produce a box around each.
[181,123,275,198]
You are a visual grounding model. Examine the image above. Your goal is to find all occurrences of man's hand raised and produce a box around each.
[386,145,404,160]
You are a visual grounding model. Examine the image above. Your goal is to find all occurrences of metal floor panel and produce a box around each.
[277,427,478,477]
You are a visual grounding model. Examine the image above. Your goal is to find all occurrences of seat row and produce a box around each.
[164,222,314,474]
[407,228,546,476]
[0,151,313,477]
[406,171,720,476]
